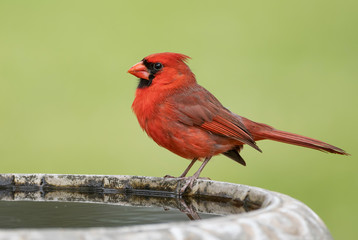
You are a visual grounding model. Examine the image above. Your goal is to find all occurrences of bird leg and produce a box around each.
[179,158,198,178]
[180,157,211,194]
[164,158,197,178]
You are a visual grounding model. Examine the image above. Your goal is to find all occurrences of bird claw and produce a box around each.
[177,175,212,195]
[164,175,199,194]
[179,177,196,195]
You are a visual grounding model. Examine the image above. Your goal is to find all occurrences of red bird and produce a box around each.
[128,52,348,194]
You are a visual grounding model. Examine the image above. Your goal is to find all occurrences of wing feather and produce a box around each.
[171,86,261,152]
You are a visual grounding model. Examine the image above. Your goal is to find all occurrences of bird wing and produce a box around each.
[171,86,261,152]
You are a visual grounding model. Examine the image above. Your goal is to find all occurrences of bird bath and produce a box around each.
[0,174,332,240]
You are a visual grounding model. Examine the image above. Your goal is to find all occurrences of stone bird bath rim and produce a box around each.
[0,173,332,240]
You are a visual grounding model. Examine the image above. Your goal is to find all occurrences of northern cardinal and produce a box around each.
[128,52,348,194]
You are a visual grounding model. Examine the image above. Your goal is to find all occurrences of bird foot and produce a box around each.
[179,176,211,194]
[163,175,193,194]
[164,174,210,195]
[180,177,196,195]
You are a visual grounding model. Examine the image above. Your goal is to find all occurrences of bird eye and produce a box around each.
[153,62,163,71]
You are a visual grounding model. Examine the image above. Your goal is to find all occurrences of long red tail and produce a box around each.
[259,129,347,155]
[243,118,348,155]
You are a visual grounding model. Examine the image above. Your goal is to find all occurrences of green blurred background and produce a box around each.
[0,0,357,238]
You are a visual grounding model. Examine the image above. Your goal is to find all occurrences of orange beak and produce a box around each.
[128,62,149,80]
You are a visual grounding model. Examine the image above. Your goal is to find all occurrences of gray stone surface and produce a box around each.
[0,174,332,240]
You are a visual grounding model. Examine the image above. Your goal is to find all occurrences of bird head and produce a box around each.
[128,52,195,89]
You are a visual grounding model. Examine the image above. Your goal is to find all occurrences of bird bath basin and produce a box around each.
[0,174,332,240]
[0,201,222,229]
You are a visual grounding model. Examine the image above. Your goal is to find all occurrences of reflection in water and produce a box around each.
[0,186,259,228]
[0,201,216,228]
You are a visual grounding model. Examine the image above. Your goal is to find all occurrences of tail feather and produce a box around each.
[257,129,348,155]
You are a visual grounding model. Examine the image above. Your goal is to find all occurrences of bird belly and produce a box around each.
[145,119,235,160]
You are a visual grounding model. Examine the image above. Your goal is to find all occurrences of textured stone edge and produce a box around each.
[0,174,333,240]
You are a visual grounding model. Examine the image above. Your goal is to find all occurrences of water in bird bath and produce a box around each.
[0,201,219,228]
[0,189,257,229]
